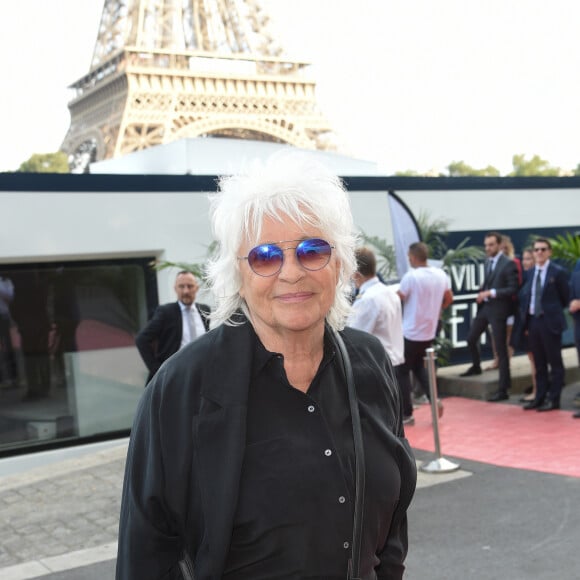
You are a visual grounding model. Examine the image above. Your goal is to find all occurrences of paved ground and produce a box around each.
[0,444,125,579]
[0,367,579,579]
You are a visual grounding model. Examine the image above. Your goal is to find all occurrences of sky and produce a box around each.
[1,0,579,175]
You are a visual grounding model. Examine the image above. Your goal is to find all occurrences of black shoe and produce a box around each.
[523,400,542,410]
[460,366,482,377]
[537,400,560,412]
[573,411,580,419]
[488,391,509,402]
[523,385,533,395]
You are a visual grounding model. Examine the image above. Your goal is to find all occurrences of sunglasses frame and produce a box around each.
[238,238,335,277]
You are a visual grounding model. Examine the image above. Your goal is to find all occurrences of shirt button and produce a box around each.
[324,449,332,457]
[338,496,346,504]
[307,405,315,413]
[343,541,350,549]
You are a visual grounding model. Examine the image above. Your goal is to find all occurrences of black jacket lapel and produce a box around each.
[193,322,254,577]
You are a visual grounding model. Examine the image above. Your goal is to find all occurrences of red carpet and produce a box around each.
[405,397,580,478]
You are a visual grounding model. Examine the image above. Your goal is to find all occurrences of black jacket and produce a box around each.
[479,253,519,319]
[117,322,417,580]
[135,301,210,381]
[519,262,570,334]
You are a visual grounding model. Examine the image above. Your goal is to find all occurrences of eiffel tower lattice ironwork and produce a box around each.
[61,0,334,172]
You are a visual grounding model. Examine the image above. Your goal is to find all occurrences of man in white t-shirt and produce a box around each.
[397,242,453,419]
[347,247,414,423]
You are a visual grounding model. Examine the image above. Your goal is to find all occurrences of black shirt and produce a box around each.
[223,327,405,579]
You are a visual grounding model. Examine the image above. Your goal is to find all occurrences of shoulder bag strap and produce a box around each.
[333,329,365,580]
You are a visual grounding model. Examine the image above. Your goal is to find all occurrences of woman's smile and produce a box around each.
[276,291,314,303]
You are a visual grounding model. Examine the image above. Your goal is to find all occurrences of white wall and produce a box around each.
[398,188,580,231]
[0,189,399,303]
[2,185,578,305]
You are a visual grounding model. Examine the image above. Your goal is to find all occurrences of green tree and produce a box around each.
[508,154,560,176]
[574,163,580,176]
[447,160,500,177]
[18,152,69,173]
[394,169,423,177]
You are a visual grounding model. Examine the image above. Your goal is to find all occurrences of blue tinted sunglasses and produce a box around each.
[238,238,335,277]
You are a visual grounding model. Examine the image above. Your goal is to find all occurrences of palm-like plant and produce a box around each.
[415,209,450,260]
[358,232,398,280]
[548,232,580,270]
[150,241,219,280]
[440,236,485,268]
[416,209,485,265]
[150,259,205,278]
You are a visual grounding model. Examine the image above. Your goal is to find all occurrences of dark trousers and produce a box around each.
[528,316,565,404]
[401,338,433,415]
[395,363,413,418]
[466,308,511,392]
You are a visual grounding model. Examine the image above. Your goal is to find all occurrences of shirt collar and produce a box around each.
[358,276,380,296]
[250,323,336,378]
[536,260,550,273]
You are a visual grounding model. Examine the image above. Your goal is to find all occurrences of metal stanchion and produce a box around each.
[420,348,460,474]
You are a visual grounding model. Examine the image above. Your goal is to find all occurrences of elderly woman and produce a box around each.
[116,154,417,580]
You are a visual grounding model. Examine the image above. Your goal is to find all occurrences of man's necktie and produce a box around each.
[533,269,543,316]
[484,259,493,288]
[187,306,197,341]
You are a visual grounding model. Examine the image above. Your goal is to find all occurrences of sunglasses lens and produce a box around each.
[248,244,284,276]
[245,238,333,276]
[296,238,332,270]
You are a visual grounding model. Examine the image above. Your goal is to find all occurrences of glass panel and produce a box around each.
[0,259,154,455]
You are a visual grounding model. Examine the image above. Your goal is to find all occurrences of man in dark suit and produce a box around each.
[522,239,570,411]
[460,232,519,401]
[136,270,210,383]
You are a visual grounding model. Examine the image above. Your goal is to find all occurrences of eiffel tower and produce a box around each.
[61,0,334,172]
